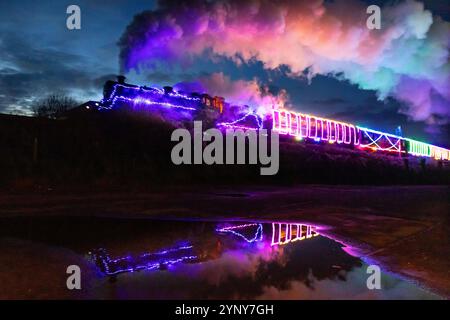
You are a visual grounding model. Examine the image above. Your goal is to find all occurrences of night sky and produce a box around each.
[0,0,448,146]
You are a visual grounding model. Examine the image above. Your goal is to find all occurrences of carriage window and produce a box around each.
[272,110,281,131]
[329,121,336,142]
[290,113,299,136]
[336,123,343,143]
[321,120,329,140]
[343,124,351,144]
[309,117,317,138]
[280,111,290,133]
[299,114,308,137]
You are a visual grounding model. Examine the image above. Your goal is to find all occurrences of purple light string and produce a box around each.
[217,112,263,130]
[100,83,200,110]
[91,245,197,276]
[216,223,264,243]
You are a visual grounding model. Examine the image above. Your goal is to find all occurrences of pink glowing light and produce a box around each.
[271,223,319,246]
[272,109,358,145]
[358,127,403,153]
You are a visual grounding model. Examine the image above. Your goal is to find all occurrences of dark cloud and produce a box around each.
[92,74,119,88]
[146,71,200,84]
[311,98,348,106]
[326,97,450,147]
[0,0,155,114]
[0,35,111,113]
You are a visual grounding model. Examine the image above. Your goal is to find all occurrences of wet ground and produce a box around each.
[0,185,448,299]
[0,217,441,299]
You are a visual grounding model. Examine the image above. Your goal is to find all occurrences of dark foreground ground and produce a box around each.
[0,185,448,299]
[1,113,449,192]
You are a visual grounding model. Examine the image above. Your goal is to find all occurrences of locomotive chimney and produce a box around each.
[163,86,174,94]
[117,75,126,84]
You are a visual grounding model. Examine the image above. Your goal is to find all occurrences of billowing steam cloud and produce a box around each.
[118,0,450,123]
[174,72,288,113]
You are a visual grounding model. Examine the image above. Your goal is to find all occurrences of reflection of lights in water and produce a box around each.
[216,223,263,243]
[216,222,319,246]
[91,245,197,276]
[92,221,319,276]
[271,223,319,246]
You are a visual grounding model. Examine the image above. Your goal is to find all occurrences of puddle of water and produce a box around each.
[0,217,441,299]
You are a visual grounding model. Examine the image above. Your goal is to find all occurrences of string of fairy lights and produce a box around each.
[271,109,449,160]
[99,82,450,161]
[92,222,320,276]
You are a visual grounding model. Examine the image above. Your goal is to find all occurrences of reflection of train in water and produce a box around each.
[91,222,320,276]
[96,76,450,162]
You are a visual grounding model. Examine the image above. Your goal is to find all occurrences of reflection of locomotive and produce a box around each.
[97,76,449,161]
[91,221,320,276]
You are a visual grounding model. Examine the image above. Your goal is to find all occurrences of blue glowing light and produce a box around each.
[100,83,200,111]
[91,245,197,276]
[217,112,263,130]
[216,223,264,243]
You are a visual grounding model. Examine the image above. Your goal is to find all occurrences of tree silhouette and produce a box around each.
[32,94,79,119]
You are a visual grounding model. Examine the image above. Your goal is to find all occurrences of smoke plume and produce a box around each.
[119,0,450,123]
[174,72,288,113]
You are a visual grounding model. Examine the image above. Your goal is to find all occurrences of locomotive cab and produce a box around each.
[201,94,224,113]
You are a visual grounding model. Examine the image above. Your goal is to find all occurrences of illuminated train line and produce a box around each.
[99,80,450,161]
[271,109,449,160]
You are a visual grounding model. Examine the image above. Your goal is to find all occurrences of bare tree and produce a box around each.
[32,94,79,119]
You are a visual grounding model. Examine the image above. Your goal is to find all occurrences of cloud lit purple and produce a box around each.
[119,0,450,124]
